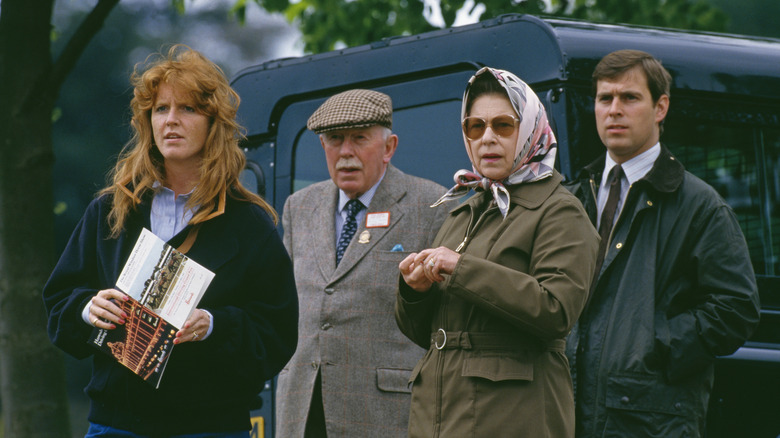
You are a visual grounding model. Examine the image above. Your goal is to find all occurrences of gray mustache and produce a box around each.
[336,158,363,170]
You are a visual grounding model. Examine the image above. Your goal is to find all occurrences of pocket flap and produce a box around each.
[605,373,692,416]
[462,352,533,382]
[376,368,413,393]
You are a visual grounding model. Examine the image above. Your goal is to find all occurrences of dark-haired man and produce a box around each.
[566,49,760,437]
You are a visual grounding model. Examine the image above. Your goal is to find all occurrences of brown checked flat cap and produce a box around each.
[307,89,392,134]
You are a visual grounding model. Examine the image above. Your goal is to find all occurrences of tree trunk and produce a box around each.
[0,2,72,436]
[0,0,120,435]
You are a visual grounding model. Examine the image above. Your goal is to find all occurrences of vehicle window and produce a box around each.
[390,101,470,188]
[665,122,780,276]
[292,129,328,193]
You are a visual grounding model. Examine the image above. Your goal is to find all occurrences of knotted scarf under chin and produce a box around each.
[433,66,558,219]
[431,170,513,218]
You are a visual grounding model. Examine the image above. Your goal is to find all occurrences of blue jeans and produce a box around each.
[85,422,250,438]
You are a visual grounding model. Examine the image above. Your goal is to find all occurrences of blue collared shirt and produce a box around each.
[150,183,196,242]
[597,143,660,228]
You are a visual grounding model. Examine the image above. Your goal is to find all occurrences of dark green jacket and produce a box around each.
[397,171,599,438]
[565,146,760,437]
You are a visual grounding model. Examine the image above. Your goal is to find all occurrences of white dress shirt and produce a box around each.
[596,143,661,228]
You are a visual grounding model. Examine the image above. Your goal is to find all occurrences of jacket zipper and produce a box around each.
[433,198,493,435]
[434,198,494,435]
[454,200,494,254]
[592,182,632,437]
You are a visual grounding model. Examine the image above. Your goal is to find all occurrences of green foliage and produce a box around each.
[251,0,729,54]
[171,0,186,15]
[230,0,249,23]
[252,0,436,53]
[567,0,728,32]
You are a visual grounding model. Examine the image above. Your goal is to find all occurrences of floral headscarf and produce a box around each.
[431,67,557,218]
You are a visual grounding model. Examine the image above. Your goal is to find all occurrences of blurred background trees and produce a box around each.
[253,0,779,53]
[0,0,778,436]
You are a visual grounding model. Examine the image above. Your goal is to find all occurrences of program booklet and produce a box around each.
[88,228,214,388]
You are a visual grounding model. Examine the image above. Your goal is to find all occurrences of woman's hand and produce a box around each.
[400,252,434,292]
[174,309,211,344]
[417,247,460,282]
[400,247,460,292]
[89,288,129,329]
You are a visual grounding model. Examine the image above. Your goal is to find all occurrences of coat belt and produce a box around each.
[431,329,565,353]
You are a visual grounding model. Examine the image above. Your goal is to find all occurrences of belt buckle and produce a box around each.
[435,328,447,350]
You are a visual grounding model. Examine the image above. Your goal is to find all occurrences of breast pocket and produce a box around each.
[373,250,411,264]
[371,250,411,286]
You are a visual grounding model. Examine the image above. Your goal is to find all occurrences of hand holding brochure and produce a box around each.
[89,228,214,388]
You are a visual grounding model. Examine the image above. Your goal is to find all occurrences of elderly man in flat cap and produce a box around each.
[275,89,448,437]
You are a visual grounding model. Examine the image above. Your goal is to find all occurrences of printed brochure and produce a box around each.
[88,228,214,388]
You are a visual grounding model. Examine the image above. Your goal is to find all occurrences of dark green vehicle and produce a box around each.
[233,14,780,438]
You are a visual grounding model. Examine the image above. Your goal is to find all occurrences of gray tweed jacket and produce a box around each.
[275,164,447,438]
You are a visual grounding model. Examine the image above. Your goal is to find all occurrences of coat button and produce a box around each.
[321,322,332,331]
[620,396,630,405]
[615,242,623,249]
[311,362,317,369]
[674,402,682,410]
[324,287,335,295]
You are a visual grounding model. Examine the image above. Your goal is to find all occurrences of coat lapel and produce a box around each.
[312,184,339,280]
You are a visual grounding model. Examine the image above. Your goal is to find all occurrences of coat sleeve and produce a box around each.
[446,194,599,340]
[42,199,106,359]
[395,188,450,349]
[662,203,760,383]
[396,279,442,349]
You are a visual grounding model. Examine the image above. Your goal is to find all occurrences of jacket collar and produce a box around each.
[582,144,684,193]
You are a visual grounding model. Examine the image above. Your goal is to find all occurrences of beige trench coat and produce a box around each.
[396,171,599,438]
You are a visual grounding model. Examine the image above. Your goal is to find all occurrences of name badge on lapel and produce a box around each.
[366,212,390,228]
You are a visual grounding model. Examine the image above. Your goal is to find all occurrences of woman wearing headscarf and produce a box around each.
[43,45,298,437]
[396,67,598,437]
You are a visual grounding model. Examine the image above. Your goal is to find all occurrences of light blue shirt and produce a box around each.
[150,183,195,242]
[597,143,660,228]
[335,171,385,245]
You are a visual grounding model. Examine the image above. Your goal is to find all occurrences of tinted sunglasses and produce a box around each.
[462,115,520,140]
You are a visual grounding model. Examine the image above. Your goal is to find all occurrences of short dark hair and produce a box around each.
[592,49,672,104]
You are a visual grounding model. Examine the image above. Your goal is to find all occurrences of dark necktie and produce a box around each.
[593,165,624,279]
[336,199,364,265]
